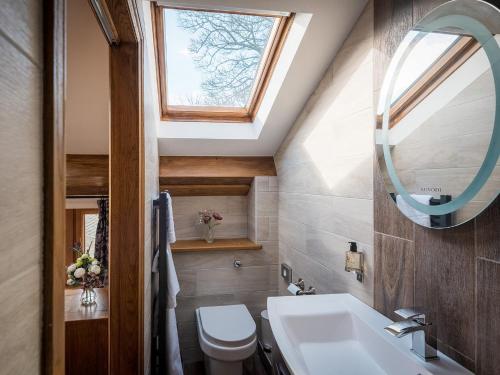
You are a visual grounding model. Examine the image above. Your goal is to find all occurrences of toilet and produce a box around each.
[196,304,257,375]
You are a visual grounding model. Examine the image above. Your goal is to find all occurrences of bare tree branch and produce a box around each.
[176,10,274,106]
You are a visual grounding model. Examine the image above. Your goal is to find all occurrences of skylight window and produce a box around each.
[376,31,480,129]
[391,31,459,103]
[152,3,293,122]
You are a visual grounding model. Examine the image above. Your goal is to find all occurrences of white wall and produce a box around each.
[66,0,109,154]
[274,1,374,305]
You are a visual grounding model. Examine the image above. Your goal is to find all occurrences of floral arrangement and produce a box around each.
[199,209,223,228]
[198,210,223,243]
[66,243,103,290]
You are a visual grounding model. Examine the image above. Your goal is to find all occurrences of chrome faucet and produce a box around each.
[384,308,438,361]
[297,286,316,295]
[293,278,316,295]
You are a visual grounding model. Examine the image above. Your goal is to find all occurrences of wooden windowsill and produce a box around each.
[171,238,262,253]
[65,287,108,322]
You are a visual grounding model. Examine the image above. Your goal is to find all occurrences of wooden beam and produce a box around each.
[160,156,276,178]
[164,176,254,185]
[43,0,66,373]
[162,184,250,196]
[159,156,276,196]
[105,0,144,374]
[67,155,276,197]
[66,154,108,196]
[160,156,277,179]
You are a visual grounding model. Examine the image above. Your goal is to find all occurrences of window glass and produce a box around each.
[391,31,459,103]
[83,213,99,257]
[164,8,280,108]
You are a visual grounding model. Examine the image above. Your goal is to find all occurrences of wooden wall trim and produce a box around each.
[43,0,66,373]
[67,155,276,196]
[105,0,145,373]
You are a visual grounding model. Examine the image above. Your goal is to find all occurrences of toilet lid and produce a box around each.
[199,304,256,347]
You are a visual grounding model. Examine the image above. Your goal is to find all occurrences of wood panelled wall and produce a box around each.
[0,0,45,372]
[373,1,500,373]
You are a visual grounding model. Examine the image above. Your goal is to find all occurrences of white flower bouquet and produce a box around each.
[66,243,104,304]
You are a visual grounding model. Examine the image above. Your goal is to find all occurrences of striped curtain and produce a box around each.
[94,198,109,283]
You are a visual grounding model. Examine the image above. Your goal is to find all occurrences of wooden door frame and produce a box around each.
[104,1,145,374]
[44,0,145,374]
[43,0,66,373]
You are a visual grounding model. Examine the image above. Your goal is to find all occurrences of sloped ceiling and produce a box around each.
[65,0,368,157]
[154,0,368,156]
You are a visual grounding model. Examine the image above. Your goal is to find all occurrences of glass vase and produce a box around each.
[80,286,97,306]
[204,226,216,243]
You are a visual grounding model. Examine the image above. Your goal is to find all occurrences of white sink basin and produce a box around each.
[267,294,472,375]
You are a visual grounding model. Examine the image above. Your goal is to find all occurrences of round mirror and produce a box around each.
[376,0,500,228]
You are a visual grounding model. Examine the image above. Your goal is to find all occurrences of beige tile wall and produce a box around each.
[172,196,248,240]
[0,1,43,373]
[140,1,159,372]
[173,177,279,364]
[391,69,499,223]
[274,2,375,306]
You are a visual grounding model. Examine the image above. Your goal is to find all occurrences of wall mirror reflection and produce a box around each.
[376,0,500,228]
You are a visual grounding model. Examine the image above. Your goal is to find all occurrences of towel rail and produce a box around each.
[152,192,169,375]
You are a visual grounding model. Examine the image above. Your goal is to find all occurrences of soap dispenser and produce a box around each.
[345,241,364,282]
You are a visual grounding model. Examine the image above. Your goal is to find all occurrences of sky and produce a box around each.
[163,8,275,107]
[164,9,205,105]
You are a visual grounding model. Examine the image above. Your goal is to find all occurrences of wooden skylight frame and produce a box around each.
[151,2,294,123]
[377,35,481,129]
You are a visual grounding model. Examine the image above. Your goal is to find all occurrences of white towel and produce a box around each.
[166,192,176,244]
[167,308,183,375]
[151,193,183,374]
[164,192,183,375]
[152,192,180,308]
[396,194,433,227]
[166,245,180,309]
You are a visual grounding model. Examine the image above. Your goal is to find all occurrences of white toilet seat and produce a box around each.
[196,304,257,362]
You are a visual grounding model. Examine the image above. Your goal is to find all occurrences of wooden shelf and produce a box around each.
[171,238,262,253]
